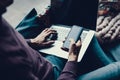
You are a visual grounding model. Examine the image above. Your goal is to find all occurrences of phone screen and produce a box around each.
[62,25,83,51]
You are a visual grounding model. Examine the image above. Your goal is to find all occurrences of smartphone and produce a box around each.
[62,25,83,51]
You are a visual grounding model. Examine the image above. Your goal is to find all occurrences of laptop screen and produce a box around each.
[50,0,99,30]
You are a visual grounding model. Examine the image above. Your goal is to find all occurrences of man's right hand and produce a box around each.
[68,39,81,62]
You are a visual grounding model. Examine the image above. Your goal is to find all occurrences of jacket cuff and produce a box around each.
[63,61,79,76]
[26,39,31,43]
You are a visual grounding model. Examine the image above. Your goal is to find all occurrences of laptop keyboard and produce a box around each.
[51,25,88,43]
[80,31,88,42]
[51,25,71,41]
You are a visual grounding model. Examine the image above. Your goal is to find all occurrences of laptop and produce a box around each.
[39,25,95,62]
[39,0,98,62]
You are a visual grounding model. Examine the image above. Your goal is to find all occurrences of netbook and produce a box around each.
[39,0,98,62]
[39,25,95,62]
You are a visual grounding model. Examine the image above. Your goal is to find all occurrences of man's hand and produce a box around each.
[30,28,57,47]
[68,39,81,62]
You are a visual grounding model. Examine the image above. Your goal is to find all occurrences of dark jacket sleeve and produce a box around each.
[0,18,54,80]
[26,39,40,50]
[58,61,79,80]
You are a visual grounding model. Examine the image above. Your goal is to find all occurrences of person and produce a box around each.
[1,0,120,80]
[0,0,82,80]
[25,0,120,66]
[29,1,120,80]
[15,0,120,79]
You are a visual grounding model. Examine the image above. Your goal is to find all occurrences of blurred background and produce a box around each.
[3,0,50,28]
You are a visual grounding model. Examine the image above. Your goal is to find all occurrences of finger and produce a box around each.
[48,30,57,33]
[97,16,104,26]
[76,40,82,53]
[42,40,55,45]
[46,30,57,36]
[76,40,82,47]
[69,38,75,47]
[68,39,75,54]
[39,28,49,34]
[69,39,75,47]
[46,28,57,33]
[43,28,49,32]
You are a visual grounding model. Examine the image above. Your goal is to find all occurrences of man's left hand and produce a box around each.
[30,28,57,47]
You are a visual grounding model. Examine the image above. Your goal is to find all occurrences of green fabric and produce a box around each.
[16,8,46,39]
[102,41,120,62]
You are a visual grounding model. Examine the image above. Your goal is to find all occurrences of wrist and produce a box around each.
[68,54,78,62]
[28,38,41,50]
[30,38,37,44]
[68,58,77,62]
